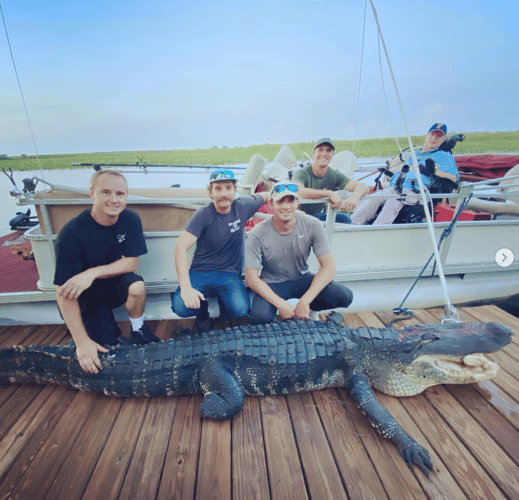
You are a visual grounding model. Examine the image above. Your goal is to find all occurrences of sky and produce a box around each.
[0,0,518,156]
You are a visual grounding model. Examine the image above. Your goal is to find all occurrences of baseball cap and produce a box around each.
[270,181,300,202]
[314,137,335,150]
[428,123,447,135]
[209,168,237,183]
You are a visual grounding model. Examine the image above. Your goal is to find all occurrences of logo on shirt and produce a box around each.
[117,233,127,243]
[228,219,241,233]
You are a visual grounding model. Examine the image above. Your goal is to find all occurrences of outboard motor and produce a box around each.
[22,177,38,194]
[9,209,38,231]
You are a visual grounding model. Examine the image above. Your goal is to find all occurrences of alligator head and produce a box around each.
[366,321,513,396]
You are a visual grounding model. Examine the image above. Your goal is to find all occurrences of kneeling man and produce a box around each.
[245,180,353,323]
[54,170,158,374]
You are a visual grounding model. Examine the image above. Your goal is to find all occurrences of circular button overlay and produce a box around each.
[495,248,514,268]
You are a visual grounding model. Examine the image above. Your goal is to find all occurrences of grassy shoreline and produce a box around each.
[2,130,518,171]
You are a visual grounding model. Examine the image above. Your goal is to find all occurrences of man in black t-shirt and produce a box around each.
[54,170,159,373]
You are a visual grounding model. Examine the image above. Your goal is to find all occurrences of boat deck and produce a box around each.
[0,305,518,500]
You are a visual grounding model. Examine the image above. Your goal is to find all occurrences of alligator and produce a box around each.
[0,314,513,476]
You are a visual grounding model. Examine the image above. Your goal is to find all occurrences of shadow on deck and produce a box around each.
[0,305,518,500]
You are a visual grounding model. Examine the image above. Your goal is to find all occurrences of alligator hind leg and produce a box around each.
[199,359,245,420]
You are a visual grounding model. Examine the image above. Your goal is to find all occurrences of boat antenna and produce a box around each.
[368,0,459,323]
[1,4,44,177]
[377,33,402,152]
[352,0,368,156]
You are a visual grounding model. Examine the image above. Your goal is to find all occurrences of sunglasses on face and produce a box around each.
[272,183,298,194]
[210,170,235,182]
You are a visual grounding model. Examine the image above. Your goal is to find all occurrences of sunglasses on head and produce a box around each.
[210,169,235,182]
[273,183,298,194]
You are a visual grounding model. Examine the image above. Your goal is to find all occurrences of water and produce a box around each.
[0,166,243,235]
[0,157,387,235]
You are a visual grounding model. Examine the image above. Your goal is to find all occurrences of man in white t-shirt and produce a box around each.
[245,180,353,323]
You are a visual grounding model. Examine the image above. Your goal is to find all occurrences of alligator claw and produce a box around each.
[326,311,344,325]
[400,441,434,476]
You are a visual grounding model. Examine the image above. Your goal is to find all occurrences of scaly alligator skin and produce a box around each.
[0,315,513,475]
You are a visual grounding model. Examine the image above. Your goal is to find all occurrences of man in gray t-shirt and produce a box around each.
[245,180,353,324]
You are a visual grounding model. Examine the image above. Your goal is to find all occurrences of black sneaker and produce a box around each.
[130,324,160,345]
[193,316,212,332]
[116,335,135,346]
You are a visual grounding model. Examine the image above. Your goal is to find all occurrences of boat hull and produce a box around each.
[1,216,518,325]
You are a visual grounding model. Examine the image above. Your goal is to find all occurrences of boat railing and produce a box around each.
[320,175,519,261]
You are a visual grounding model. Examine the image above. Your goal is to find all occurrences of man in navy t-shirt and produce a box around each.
[171,168,268,330]
[54,170,158,373]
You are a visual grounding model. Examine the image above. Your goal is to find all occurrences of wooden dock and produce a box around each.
[0,305,518,500]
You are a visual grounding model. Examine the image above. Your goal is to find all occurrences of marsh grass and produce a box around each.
[2,130,517,171]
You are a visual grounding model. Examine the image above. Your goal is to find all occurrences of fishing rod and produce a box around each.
[71,163,247,170]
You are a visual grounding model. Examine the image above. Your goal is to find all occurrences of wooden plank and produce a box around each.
[312,388,389,500]
[0,325,40,347]
[400,392,507,500]
[118,397,179,500]
[335,387,428,500]
[486,350,519,388]
[423,385,519,498]
[288,391,348,500]
[355,311,470,500]
[377,393,472,500]
[374,306,519,497]
[460,305,519,354]
[463,304,519,335]
[0,391,99,500]
[260,395,309,500]
[445,384,519,465]
[1,306,518,499]
[0,386,75,484]
[156,395,202,500]
[0,323,68,348]
[81,398,150,500]
[0,324,70,422]
[194,418,231,500]
[43,396,124,500]
[0,386,45,443]
[21,324,67,347]
[472,380,519,431]
[0,385,18,408]
[425,306,519,404]
[231,396,270,500]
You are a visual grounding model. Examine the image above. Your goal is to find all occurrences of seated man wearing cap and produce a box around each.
[292,137,369,223]
[245,180,353,324]
[350,123,459,225]
[172,168,268,330]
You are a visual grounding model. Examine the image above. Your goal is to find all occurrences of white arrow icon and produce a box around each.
[495,248,514,267]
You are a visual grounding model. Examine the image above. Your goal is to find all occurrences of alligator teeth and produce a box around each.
[463,354,499,375]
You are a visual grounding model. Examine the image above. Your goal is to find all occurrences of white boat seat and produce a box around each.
[238,154,268,196]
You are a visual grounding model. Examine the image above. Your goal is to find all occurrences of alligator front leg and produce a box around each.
[347,373,434,476]
[198,358,245,420]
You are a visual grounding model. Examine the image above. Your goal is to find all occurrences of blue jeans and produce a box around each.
[250,273,353,324]
[316,211,352,224]
[171,271,250,319]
